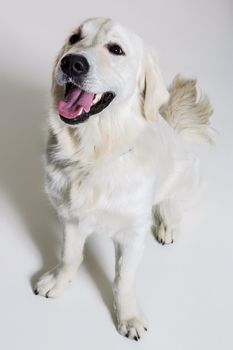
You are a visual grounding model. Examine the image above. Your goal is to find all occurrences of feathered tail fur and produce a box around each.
[160,75,214,144]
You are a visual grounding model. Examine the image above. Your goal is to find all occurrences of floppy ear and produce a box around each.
[143,49,169,122]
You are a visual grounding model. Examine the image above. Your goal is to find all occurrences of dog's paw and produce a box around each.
[118,318,148,341]
[34,266,72,298]
[153,222,175,245]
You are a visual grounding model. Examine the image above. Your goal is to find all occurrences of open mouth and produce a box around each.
[58,82,115,125]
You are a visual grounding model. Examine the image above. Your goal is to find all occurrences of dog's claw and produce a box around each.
[118,318,147,341]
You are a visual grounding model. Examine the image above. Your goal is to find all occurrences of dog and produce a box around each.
[34,17,213,341]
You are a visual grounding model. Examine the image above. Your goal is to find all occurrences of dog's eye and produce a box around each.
[107,43,125,56]
[69,31,82,45]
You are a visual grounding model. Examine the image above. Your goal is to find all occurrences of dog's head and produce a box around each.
[52,17,169,125]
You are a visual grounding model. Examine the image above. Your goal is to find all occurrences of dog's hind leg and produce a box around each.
[152,198,182,245]
[34,220,90,298]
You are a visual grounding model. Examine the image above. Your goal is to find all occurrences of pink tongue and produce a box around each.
[58,86,95,119]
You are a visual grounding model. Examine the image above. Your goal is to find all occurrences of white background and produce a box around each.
[0,0,232,349]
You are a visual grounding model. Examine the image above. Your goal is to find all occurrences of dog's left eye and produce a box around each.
[107,43,125,56]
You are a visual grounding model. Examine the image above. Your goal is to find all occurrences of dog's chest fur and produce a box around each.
[45,122,159,226]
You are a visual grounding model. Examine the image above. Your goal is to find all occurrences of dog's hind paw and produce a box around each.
[118,318,148,341]
[153,222,175,245]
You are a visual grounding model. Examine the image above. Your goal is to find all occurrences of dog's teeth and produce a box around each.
[92,93,102,105]
[77,107,84,115]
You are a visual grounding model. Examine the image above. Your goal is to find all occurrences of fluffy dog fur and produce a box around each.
[34,17,213,341]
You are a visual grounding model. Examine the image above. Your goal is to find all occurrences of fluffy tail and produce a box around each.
[160,75,214,144]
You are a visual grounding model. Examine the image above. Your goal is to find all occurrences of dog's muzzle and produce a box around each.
[58,54,115,125]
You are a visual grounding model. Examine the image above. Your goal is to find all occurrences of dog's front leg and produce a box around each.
[34,219,89,298]
[113,235,148,341]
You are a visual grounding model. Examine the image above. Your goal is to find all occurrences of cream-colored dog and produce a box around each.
[34,17,213,341]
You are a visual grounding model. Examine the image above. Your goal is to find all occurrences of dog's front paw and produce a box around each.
[34,265,73,298]
[118,318,148,341]
[153,222,176,245]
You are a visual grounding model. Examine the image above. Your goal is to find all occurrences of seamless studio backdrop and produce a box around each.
[0,1,232,349]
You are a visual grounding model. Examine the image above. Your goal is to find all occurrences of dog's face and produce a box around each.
[53,17,169,125]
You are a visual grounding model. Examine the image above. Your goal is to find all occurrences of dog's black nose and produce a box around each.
[60,54,90,77]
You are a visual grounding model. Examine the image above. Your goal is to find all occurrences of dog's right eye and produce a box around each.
[69,31,82,45]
